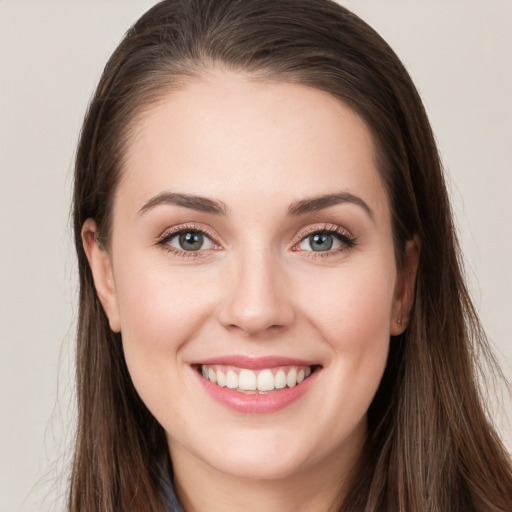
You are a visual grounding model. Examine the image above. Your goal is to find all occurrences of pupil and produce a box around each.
[179,231,203,251]
[310,233,333,252]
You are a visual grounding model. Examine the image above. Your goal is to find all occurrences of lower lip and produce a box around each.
[195,369,319,414]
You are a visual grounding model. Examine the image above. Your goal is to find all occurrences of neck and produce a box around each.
[169,431,365,512]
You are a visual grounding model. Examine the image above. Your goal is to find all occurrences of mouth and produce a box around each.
[192,357,321,414]
[196,364,318,394]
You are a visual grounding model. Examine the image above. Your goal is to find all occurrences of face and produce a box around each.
[84,72,416,485]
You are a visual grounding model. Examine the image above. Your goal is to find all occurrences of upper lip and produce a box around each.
[191,355,319,370]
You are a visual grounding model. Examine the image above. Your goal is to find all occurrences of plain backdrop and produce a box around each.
[1,1,511,510]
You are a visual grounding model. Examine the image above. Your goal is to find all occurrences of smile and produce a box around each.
[193,357,321,414]
[200,364,313,394]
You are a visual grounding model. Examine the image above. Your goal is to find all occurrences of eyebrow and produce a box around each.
[138,192,227,215]
[286,192,374,220]
[138,190,373,220]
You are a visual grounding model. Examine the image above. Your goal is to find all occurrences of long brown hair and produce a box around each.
[71,0,512,510]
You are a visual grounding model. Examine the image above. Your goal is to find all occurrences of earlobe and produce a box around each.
[81,219,121,333]
[391,236,420,335]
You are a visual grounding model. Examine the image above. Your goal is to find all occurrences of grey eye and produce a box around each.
[310,233,333,251]
[299,232,342,252]
[168,231,214,251]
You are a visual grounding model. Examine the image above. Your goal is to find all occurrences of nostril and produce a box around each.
[218,301,295,336]
[217,266,295,335]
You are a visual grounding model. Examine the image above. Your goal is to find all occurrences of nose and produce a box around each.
[218,251,295,337]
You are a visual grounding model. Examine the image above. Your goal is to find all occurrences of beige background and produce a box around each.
[1,1,510,510]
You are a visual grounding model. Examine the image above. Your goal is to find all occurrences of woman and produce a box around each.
[70,0,512,510]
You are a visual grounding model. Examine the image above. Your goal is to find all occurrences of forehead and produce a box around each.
[118,72,390,220]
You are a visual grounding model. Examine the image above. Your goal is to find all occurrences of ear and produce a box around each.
[390,236,420,335]
[81,219,121,333]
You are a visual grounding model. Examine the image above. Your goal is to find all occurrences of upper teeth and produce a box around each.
[201,365,312,393]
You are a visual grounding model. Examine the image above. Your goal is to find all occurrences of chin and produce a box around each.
[208,449,311,482]
[170,426,317,482]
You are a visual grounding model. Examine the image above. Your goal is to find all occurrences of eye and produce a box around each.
[299,232,342,252]
[293,226,356,255]
[161,229,215,252]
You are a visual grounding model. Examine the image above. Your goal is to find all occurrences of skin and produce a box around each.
[83,71,418,512]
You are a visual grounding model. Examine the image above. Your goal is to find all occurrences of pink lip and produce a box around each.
[192,358,320,414]
[192,355,316,370]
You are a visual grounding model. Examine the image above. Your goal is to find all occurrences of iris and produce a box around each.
[179,231,204,251]
[309,233,334,252]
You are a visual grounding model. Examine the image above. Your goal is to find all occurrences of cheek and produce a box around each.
[111,260,216,392]
[296,259,395,406]
[115,259,212,339]
[299,260,396,351]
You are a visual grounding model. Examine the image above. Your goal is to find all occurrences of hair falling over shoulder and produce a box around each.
[70,0,512,510]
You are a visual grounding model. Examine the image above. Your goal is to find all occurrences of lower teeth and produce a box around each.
[235,388,278,395]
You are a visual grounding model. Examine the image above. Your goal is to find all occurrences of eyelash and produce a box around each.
[156,224,220,258]
[156,223,356,258]
[291,224,357,258]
